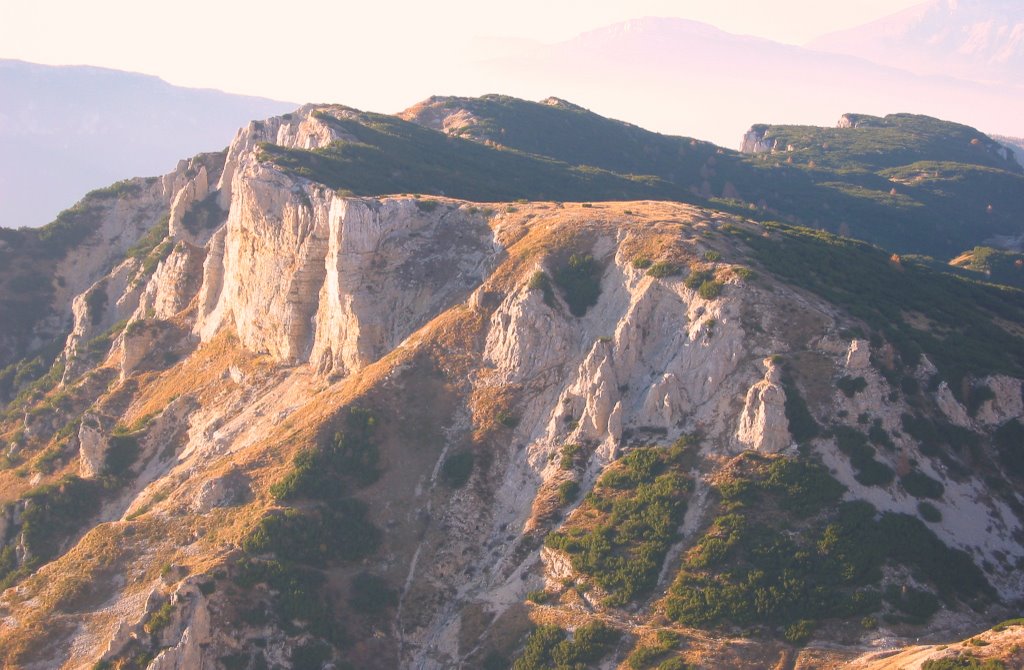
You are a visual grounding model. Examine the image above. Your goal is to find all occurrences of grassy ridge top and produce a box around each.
[753,114,1023,173]
[263,99,1024,260]
[259,108,679,203]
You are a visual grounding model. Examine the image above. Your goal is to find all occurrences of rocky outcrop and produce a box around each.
[740,125,776,153]
[78,413,110,478]
[198,135,497,373]
[975,375,1024,426]
[736,358,790,453]
[191,469,249,513]
[135,242,208,322]
[61,259,144,381]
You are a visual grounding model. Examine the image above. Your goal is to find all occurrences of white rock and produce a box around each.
[845,338,872,370]
[78,414,108,479]
[736,359,791,453]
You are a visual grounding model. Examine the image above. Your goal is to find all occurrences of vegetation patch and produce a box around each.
[241,501,379,566]
[831,425,895,487]
[348,573,397,617]
[918,501,943,523]
[179,193,225,233]
[922,656,1005,670]
[260,108,675,204]
[441,451,474,489]
[234,558,344,643]
[557,480,580,505]
[0,476,104,588]
[780,374,819,443]
[647,262,682,279]
[511,622,619,670]
[544,437,695,605]
[664,453,991,638]
[528,271,555,307]
[270,407,380,502]
[741,225,1024,398]
[901,471,945,499]
[626,630,686,669]
[837,376,868,397]
[553,254,603,317]
[994,420,1024,478]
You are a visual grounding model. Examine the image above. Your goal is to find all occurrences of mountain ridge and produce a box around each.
[0,98,1022,669]
[807,0,1024,88]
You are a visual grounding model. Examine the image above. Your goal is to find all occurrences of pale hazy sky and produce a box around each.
[3,0,924,112]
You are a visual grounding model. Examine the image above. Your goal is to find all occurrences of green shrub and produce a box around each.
[647,262,682,278]
[553,254,602,317]
[697,280,724,299]
[512,625,565,670]
[291,642,333,670]
[242,500,380,566]
[832,425,894,487]
[179,193,224,233]
[528,271,555,307]
[525,589,549,604]
[741,224,1024,399]
[627,629,683,669]
[966,385,996,417]
[126,214,170,261]
[782,376,819,443]
[105,434,140,478]
[144,601,175,634]
[918,501,942,523]
[628,645,667,669]
[886,584,940,623]
[85,284,108,325]
[704,250,721,261]
[513,622,619,670]
[19,476,104,563]
[496,410,520,428]
[557,480,580,504]
[270,407,380,502]
[348,573,397,616]
[632,257,653,269]
[761,457,846,516]
[560,443,584,469]
[233,558,341,641]
[994,420,1024,478]
[784,619,815,645]
[868,422,896,451]
[545,443,694,605]
[992,617,1024,631]
[656,659,693,670]
[900,471,944,499]
[922,657,1005,670]
[837,376,868,397]
[684,269,714,290]
[441,451,474,488]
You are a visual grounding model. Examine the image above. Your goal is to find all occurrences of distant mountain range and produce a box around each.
[0,60,293,227]
[463,15,1024,149]
[808,0,1024,88]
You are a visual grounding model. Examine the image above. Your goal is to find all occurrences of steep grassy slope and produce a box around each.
[398,99,1024,258]
[259,106,677,203]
